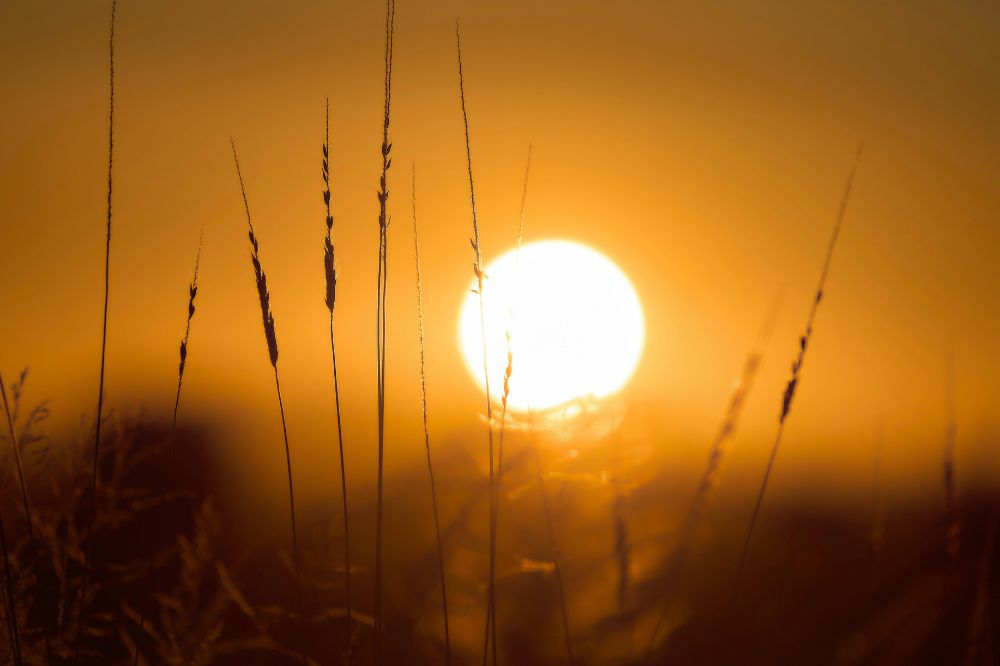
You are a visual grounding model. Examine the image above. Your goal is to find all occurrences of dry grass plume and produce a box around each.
[132,232,203,664]
[373,0,396,661]
[230,140,302,606]
[730,145,862,613]
[322,98,354,653]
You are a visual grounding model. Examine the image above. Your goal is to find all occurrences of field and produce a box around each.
[1,1,998,664]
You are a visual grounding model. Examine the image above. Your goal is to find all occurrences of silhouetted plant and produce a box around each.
[373,1,396,662]
[730,145,863,613]
[1,369,53,664]
[454,23,500,665]
[411,163,451,664]
[132,233,203,665]
[230,141,301,604]
[321,98,354,655]
[77,2,117,655]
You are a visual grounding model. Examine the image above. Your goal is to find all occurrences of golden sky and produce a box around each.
[1,0,998,511]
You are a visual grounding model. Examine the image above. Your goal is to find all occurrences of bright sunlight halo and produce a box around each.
[459,240,645,412]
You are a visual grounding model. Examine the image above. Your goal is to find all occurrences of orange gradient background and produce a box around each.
[1,0,998,529]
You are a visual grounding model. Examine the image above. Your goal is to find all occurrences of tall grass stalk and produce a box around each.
[411,163,451,664]
[454,23,499,666]
[132,233,202,665]
[231,141,301,603]
[0,511,23,666]
[373,1,395,661]
[76,0,117,653]
[322,99,353,648]
[1,371,53,664]
[644,296,779,659]
[482,145,532,660]
[730,146,862,612]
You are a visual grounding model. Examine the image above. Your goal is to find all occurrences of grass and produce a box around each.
[454,23,500,666]
[3,7,998,666]
[1,370,53,664]
[322,97,354,654]
[643,295,778,658]
[132,232,203,664]
[76,1,116,653]
[373,1,396,661]
[230,140,302,607]
[729,145,863,614]
[483,144,533,661]
[411,163,451,665]
[0,510,22,666]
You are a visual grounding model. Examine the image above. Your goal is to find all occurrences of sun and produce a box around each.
[459,239,645,412]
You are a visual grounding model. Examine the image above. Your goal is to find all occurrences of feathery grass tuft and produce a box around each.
[322,98,354,650]
[132,231,203,665]
[1,370,53,664]
[411,163,451,664]
[76,1,117,654]
[730,145,863,613]
[0,510,23,666]
[455,23,500,666]
[483,145,532,659]
[231,140,301,605]
[643,295,779,659]
[373,1,395,661]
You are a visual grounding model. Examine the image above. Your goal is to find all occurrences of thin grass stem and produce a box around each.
[131,233,202,665]
[412,163,451,664]
[0,512,23,666]
[322,98,353,651]
[231,141,301,609]
[75,2,116,655]
[729,145,862,617]
[373,3,395,660]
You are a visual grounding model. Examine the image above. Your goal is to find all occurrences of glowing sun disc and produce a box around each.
[459,240,645,411]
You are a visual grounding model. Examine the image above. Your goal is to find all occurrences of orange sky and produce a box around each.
[1,1,998,511]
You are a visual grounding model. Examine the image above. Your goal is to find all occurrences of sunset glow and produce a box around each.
[458,240,644,411]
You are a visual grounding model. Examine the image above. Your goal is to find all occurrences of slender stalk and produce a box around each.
[322,99,353,647]
[231,141,301,604]
[729,145,862,614]
[642,296,779,660]
[482,145,532,661]
[412,164,451,664]
[454,24,499,666]
[1,372,53,664]
[76,1,116,654]
[0,512,23,666]
[273,369,299,591]
[132,233,202,665]
[373,1,395,661]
